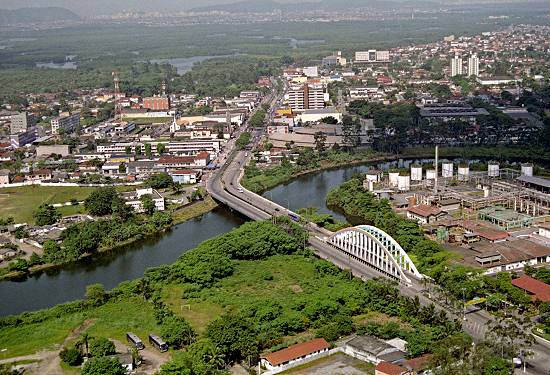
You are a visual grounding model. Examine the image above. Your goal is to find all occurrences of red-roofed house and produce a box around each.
[375,361,411,375]
[512,275,550,302]
[260,338,330,372]
[407,204,445,224]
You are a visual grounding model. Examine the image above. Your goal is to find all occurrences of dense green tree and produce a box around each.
[206,314,259,364]
[140,195,156,215]
[145,143,152,158]
[81,357,125,375]
[145,173,173,189]
[86,283,107,305]
[160,315,197,349]
[33,203,61,226]
[59,346,83,366]
[89,337,116,357]
[157,143,166,155]
[84,187,119,216]
[313,131,327,153]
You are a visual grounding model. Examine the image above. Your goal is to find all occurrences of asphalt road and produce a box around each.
[205,90,550,375]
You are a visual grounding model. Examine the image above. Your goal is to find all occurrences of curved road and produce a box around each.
[205,91,550,375]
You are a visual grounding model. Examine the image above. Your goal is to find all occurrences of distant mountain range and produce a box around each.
[0,6,79,25]
[0,0,545,17]
[190,0,439,13]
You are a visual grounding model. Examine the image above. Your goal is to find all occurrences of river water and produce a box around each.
[0,158,448,316]
[0,208,244,316]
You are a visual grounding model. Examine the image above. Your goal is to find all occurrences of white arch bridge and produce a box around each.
[327,225,423,285]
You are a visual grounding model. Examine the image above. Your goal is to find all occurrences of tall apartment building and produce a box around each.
[451,55,463,77]
[10,112,35,134]
[355,50,390,63]
[467,54,479,77]
[287,84,325,111]
[143,96,170,111]
[51,113,80,135]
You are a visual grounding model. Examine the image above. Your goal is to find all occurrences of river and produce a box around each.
[0,208,244,316]
[0,158,459,316]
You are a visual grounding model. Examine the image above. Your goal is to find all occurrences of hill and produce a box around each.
[0,7,79,25]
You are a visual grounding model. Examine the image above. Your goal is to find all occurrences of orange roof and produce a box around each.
[375,361,408,375]
[261,338,329,366]
[404,354,432,372]
[512,275,550,302]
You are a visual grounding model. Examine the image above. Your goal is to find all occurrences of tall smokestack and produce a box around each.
[434,145,439,194]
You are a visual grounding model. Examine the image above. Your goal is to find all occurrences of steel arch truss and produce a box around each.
[327,225,423,283]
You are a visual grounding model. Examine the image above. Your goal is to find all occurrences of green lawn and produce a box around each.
[0,185,135,223]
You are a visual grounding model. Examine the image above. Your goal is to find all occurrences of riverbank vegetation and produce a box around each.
[326,177,534,310]
[241,149,387,193]
[0,220,467,370]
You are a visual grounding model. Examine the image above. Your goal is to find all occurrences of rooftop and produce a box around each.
[261,338,329,366]
[407,204,442,218]
[512,275,550,302]
[375,361,408,375]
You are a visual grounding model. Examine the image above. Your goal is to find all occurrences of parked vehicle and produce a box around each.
[148,334,168,352]
[126,332,145,350]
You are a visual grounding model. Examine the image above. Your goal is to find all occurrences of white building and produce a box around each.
[260,338,330,373]
[467,54,479,77]
[286,84,326,111]
[451,55,463,77]
[51,113,80,135]
[123,188,165,213]
[355,50,390,63]
[302,66,319,78]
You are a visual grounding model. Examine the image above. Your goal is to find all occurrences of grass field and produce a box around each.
[0,296,158,360]
[0,185,135,223]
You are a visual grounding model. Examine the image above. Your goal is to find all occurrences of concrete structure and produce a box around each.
[36,145,70,157]
[170,169,201,184]
[296,107,342,124]
[260,338,330,372]
[10,127,37,148]
[344,336,406,364]
[539,224,550,239]
[51,113,80,135]
[355,50,390,63]
[10,112,35,134]
[419,106,489,124]
[476,76,520,86]
[286,84,326,111]
[407,205,445,225]
[123,188,165,213]
[143,96,170,110]
[467,54,479,77]
[302,66,318,77]
[322,51,346,66]
[488,162,500,177]
[458,165,470,181]
[451,55,463,77]
[327,225,423,284]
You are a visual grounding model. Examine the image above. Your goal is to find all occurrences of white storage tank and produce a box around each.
[442,162,454,178]
[426,169,437,180]
[389,172,400,187]
[521,163,533,177]
[366,171,380,183]
[410,165,423,181]
[398,174,411,191]
[458,165,470,181]
[488,162,500,177]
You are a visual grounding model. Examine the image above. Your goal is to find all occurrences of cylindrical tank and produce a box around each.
[389,172,399,187]
[458,165,469,181]
[521,163,533,177]
[442,162,454,178]
[368,180,374,192]
[410,165,423,181]
[398,174,411,191]
[426,169,436,180]
[488,162,500,177]
[366,171,380,182]
[483,186,490,198]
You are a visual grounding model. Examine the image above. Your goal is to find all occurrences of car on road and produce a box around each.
[238,188,244,193]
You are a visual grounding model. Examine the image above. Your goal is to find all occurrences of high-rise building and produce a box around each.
[10,112,35,134]
[286,84,326,111]
[451,55,463,77]
[467,54,479,77]
[51,113,80,135]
